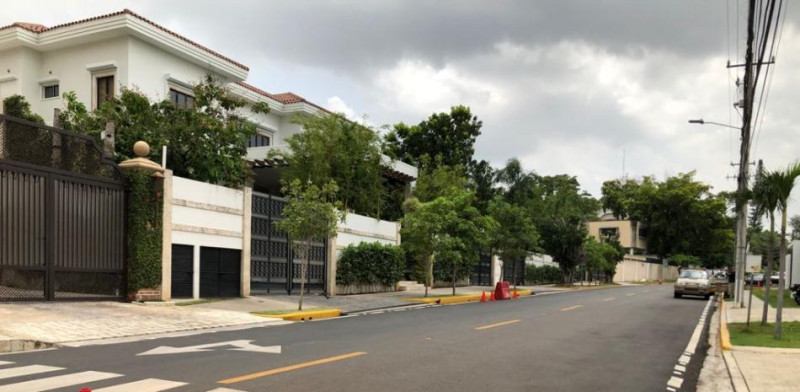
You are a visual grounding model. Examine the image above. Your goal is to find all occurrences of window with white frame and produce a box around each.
[43,84,59,99]
[247,132,271,148]
[92,72,115,109]
[169,88,194,109]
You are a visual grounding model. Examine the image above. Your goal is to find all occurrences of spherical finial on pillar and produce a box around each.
[133,141,150,158]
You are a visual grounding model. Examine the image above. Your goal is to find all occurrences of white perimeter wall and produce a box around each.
[613,256,679,282]
[335,212,400,251]
[162,172,251,300]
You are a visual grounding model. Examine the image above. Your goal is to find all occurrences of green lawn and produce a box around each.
[729,322,800,348]
[751,287,799,308]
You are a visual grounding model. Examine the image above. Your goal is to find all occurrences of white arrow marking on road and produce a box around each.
[137,340,281,356]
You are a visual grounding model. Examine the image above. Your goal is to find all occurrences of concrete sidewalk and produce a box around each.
[722,291,800,391]
[0,301,289,351]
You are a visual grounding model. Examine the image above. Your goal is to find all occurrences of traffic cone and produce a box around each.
[490,291,495,301]
[513,289,519,299]
[480,291,487,303]
[80,389,91,392]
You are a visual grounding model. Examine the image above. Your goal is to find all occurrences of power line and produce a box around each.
[752,0,787,154]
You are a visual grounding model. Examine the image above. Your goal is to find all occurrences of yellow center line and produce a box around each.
[474,319,521,330]
[561,305,583,311]
[218,352,367,384]
[602,297,616,302]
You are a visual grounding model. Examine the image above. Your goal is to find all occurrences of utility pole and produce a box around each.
[734,0,757,308]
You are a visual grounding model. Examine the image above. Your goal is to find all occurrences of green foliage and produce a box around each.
[276,179,343,310]
[749,230,780,264]
[525,265,562,284]
[413,163,468,202]
[468,159,498,214]
[384,105,482,170]
[279,113,386,217]
[488,198,538,271]
[126,170,163,293]
[401,191,497,295]
[337,242,405,286]
[669,254,702,268]
[791,215,800,240]
[600,172,734,267]
[583,236,625,281]
[58,75,264,187]
[2,95,52,166]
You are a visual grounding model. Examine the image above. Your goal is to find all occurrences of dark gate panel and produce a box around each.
[200,247,240,298]
[251,192,327,295]
[503,259,525,286]
[171,244,193,298]
[0,114,126,301]
[471,253,492,286]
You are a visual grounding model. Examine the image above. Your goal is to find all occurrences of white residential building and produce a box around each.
[0,9,417,191]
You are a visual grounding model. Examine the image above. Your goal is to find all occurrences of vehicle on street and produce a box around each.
[709,271,729,296]
[674,269,712,299]
[746,273,765,286]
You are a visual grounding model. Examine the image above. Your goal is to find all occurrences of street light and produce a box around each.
[688,119,740,130]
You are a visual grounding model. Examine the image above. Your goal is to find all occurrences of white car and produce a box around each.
[674,269,712,299]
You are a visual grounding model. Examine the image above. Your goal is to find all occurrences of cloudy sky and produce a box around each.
[4,1,799,205]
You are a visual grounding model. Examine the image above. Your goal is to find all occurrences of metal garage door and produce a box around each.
[171,245,193,298]
[200,247,241,298]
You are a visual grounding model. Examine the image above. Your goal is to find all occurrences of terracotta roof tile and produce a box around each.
[236,82,331,113]
[0,9,248,71]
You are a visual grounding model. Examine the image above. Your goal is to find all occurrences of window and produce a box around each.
[247,133,271,148]
[169,88,195,109]
[96,75,114,108]
[43,84,59,99]
[599,227,619,239]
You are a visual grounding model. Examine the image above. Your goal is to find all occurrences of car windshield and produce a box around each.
[680,270,708,279]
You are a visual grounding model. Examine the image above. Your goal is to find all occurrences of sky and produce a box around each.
[3,1,799,209]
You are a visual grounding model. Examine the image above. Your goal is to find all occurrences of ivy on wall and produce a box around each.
[337,242,405,287]
[126,170,163,293]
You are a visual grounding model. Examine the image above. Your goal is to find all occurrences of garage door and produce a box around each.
[171,245,194,298]
[200,247,241,298]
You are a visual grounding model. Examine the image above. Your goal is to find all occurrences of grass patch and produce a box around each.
[729,322,800,348]
[751,287,799,308]
[174,298,233,306]
[251,307,328,316]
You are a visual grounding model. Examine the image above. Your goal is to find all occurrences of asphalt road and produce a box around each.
[1,285,710,392]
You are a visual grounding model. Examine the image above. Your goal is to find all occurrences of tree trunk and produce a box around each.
[761,216,775,325]
[425,254,434,298]
[452,262,457,296]
[298,241,310,311]
[775,208,789,339]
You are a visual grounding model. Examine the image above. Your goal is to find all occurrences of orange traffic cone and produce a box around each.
[513,289,519,299]
[480,291,487,303]
[490,291,495,301]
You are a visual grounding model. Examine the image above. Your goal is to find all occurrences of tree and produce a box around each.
[669,254,703,269]
[752,165,780,325]
[489,198,539,288]
[279,112,386,217]
[468,159,498,215]
[583,237,625,284]
[790,215,800,240]
[58,76,269,187]
[384,105,482,170]
[276,179,343,310]
[769,161,800,339]
[413,163,468,202]
[600,172,734,269]
[2,95,50,166]
[401,191,496,296]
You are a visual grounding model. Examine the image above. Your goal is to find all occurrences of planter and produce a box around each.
[336,284,396,295]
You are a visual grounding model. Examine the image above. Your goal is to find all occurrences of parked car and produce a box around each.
[709,271,729,296]
[674,269,712,299]
[746,273,765,286]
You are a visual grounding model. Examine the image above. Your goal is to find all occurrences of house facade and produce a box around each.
[587,212,648,255]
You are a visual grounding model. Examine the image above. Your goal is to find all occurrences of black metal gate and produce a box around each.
[0,114,126,301]
[171,244,193,298]
[200,247,241,298]
[471,253,492,286]
[250,191,327,294]
[503,259,525,286]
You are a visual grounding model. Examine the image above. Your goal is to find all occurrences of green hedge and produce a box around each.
[337,242,405,286]
[525,265,561,284]
[126,170,163,292]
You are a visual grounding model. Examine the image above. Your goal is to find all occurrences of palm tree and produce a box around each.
[771,161,800,339]
[751,164,779,325]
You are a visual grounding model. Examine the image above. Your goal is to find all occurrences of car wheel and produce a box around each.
[704,294,710,300]
[674,292,682,298]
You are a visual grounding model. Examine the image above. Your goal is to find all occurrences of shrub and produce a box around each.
[337,242,405,286]
[525,265,561,284]
[126,170,163,292]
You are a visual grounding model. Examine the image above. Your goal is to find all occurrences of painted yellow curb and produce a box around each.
[719,298,732,350]
[407,289,533,305]
[263,309,341,321]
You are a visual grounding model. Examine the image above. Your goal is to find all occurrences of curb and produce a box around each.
[0,339,56,354]
[719,299,732,351]
[407,289,533,305]
[261,309,341,321]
